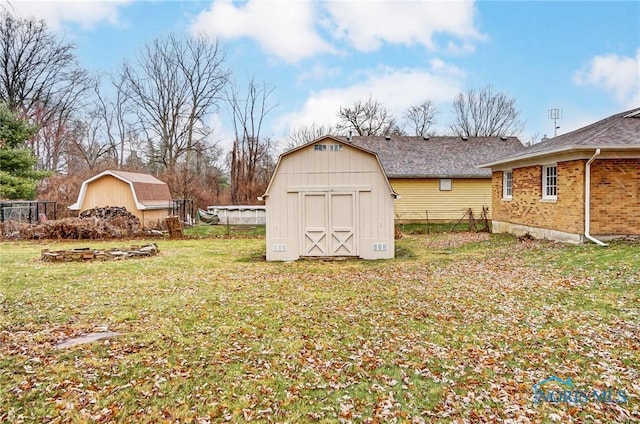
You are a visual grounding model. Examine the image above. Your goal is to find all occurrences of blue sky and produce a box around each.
[5,0,640,150]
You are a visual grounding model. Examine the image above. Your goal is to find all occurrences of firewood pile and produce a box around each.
[41,243,159,262]
[2,206,143,240]
[80,206,139,224]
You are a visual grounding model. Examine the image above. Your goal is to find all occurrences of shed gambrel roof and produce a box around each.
[343,136,526,178]
[69,170,172,211]
[261,136,398,199]
[479,108,640,168]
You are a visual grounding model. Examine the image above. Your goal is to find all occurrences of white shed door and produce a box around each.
[302,192,356,256]
[302,193,328,255]
[329,193,355,255]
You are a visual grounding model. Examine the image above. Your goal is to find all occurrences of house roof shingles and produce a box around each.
[342,136,526,178]
[479,108,640,167]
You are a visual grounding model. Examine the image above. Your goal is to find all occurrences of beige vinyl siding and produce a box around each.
[81,176,138,216]
[391,178,492,222]
[139,209,170,229]
[265,139,395,261]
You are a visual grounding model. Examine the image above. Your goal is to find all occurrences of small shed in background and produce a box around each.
[207,205,266,225]
[261,136,397,261]
[69,170,173,228]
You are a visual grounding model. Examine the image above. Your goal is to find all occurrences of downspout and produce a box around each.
[584,149,607,246]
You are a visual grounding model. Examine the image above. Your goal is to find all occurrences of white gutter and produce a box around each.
[584,149,607,246]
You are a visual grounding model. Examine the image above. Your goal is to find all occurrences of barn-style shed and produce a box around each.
[261,136,397,261]
[69,170,173,228]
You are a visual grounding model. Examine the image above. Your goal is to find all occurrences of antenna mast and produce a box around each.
[548,108,562,137]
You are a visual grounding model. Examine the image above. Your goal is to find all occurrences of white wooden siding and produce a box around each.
[265,139,394,260]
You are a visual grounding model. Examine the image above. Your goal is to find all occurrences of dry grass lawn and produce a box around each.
[0,232,638,422]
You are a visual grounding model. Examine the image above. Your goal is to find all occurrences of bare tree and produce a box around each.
[94,74,133,167]
[336,97,402,136]
[63,112,115,173]
[0,11,91,170]
[449,85,523,137]
[285,122,335,149]
[29,82,91,172]
[0,12,84,111]
[121,34,228,173]
[228,78,277,204]
[404,100,438,137]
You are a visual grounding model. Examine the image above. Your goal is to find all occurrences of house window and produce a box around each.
[314,144,327,151]
[439,179,452,191]
[542,164,557,199]
[503,170,513,199]
[329,144,343,151]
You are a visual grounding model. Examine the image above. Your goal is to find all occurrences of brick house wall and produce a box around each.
[590,158,640,235]
[492,160,586,234]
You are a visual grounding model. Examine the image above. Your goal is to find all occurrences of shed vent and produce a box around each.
[273,244,287,252]
[373,243,387,251]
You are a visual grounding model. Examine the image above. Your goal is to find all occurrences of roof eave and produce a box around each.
[138,203,173,210]
[387,174,491,179]
[478,145,640,168]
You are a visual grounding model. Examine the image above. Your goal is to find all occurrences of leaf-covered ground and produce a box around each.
[1,233,638,423]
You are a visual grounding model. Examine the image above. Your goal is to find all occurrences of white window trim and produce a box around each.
[542,164,558,200]
[502,170,513,200]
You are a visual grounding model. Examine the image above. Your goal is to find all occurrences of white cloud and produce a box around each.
[574,49,640,109]
[2,0,131,30]
[296,63,342,84]
[325,0,483,52]
[276,61,465,135]
[190,0,336,63]
[191,0,482,63]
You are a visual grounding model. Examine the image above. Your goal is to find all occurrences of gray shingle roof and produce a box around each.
[341,136,526,178]
[533,108,639,150]
[479,108,640,167]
